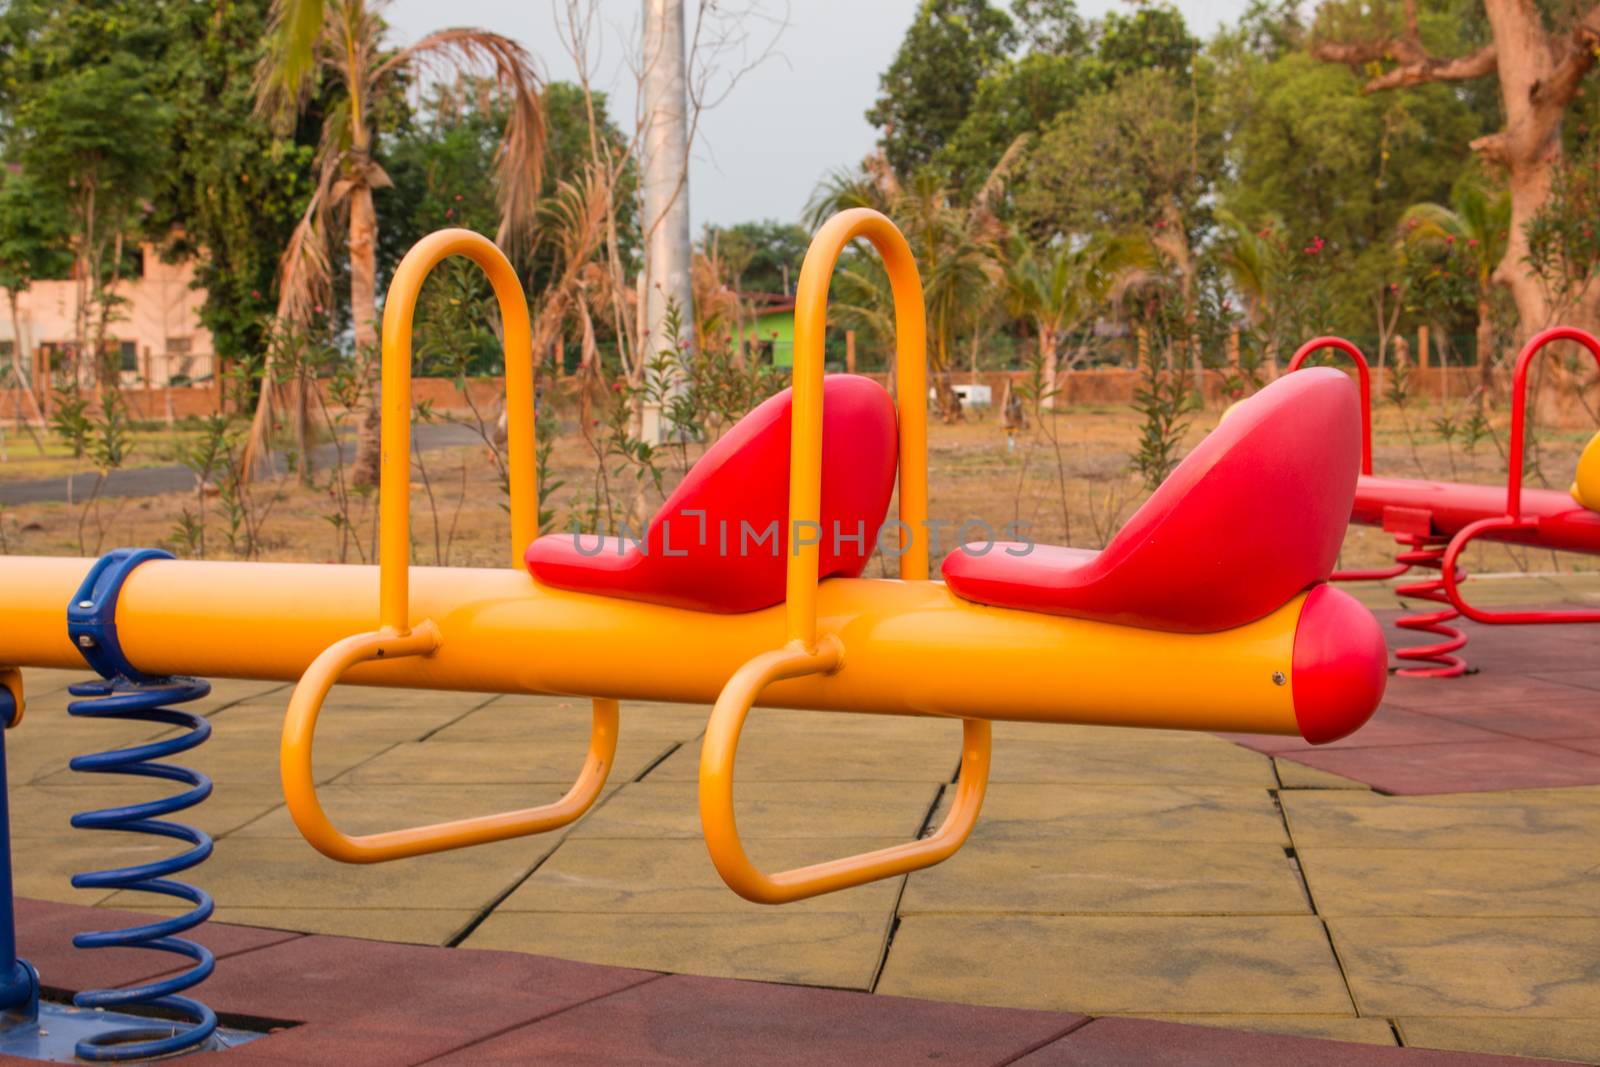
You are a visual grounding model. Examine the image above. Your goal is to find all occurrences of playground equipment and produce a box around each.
[1288,328,1600,676]
[0,211,1386,1057]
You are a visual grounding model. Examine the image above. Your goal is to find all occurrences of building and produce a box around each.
[0,243,215,389]
[736,295,795,366]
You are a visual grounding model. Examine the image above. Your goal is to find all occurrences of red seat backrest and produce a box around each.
[526,374,899,613]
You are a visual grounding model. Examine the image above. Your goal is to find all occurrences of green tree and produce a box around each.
[256,0,546,486]
[1400,177,1510,385]
[1004,231,1151,407]
[865,0,1017,177]
[150,0,319,376]
[700,220,809,295]
[3,0,175,389]
[0,166,71,437]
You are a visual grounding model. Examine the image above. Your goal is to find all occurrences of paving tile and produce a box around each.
[428,972,1085,1066]
[1300,847,1600,916]
[1131,1013,1397,1045]
[1274,759,1369,790]
[176,932,660,1066]
[228,685,498,714]
[497,837,904,914]
[899,839,1308,915]
[193,701,463,741]
[124,906,477,946]
[1330,917,1600,1016]
[463,911,891,990]
[1282,788,1600,849]
[14,897,300,998]
[568,778,940,839]
[429,696,712,743]
[10,836,166,908]
[8,781,285,839]
[986,725,1278,786]
[1016,1016,1565,1065]
[335,736,680,785]
[1398,1017,1600,1065]
[645,723,960,782]
[227,782,615,839]
[101,835,555,912]
[876,915,1352,1014]
[933,782,1289,843]
[30,732,385,788]
[1288,738,1600,794]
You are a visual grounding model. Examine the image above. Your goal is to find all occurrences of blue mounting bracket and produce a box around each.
[66,548,174,684]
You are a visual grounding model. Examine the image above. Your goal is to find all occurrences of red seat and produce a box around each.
[941,368,1360,632]
[526,374,898,613]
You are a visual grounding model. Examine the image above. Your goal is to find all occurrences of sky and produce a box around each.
[387,0,1253,231]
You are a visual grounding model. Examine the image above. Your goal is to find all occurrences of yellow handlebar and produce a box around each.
[282,229,618,863]
[699,209,991,902]
[379,228,536,626]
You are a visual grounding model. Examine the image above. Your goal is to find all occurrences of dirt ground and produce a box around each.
[0,395,1595,577]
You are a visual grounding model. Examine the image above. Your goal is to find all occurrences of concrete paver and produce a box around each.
[1397,1017,1600,1065]
[1300,847,1600,917]
[463,910,894,989]
[876,915,1354,1014]
[1330,917,1600,1017]
[899,838,1309,915]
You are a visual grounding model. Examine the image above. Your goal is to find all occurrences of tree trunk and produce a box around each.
[640,0,695,443]
[5,290,46,449]
[348,182,383,488]
[1040,327,1058,411]
[1475,294,1496,395]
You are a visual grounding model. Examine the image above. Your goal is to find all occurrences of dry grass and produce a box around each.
[1,396,1595,578]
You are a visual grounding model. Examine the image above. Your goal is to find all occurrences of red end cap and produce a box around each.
[1292,584,1387,744]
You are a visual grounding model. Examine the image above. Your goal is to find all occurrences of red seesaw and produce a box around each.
[1287,327,1600,676]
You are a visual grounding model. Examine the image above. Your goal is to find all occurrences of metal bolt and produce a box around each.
[1271,671,1287,686]
[77,635,96,649]
[77,600,94,609]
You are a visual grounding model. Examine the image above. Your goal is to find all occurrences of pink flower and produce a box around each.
[1303,236,1325,255]
[250,289,260,299]
[454,194,464,202]
[1445,235,1455,244]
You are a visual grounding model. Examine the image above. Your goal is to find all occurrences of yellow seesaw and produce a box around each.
[0,210,1386,905]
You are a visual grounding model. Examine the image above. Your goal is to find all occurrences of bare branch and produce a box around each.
[1312,37,1496,92]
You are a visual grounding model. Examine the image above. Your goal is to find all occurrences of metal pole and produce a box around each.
[0,686,39,1021]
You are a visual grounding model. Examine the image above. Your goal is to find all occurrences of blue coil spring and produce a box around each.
[66,674,219,1061]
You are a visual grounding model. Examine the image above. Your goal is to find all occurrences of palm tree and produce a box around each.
[805,141,1025,419]
[1399,181,1511,391]
[253,0,545,485]
[1004,232,1151,408]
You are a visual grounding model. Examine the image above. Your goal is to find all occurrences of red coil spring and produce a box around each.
[1391,534,1468,677]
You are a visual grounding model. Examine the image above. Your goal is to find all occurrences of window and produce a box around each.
[119,342,138,373]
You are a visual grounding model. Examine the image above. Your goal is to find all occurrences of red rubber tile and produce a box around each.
[1226,707,1506,755]
[1554,736,1600,755]
[14,897,300,996]
[183,931,660,1066]
[1406,699,1600,741]
[1531,669,1600,692]
[1284,738,1600,795]
[1379,674,1595,711]
[1016,1017,1580,1066]
[428,973,1086,1066]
